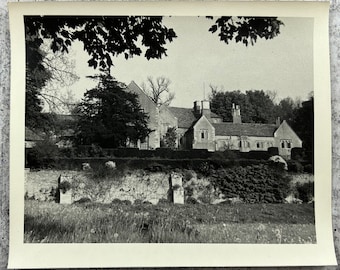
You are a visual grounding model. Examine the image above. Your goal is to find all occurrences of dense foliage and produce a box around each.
[210,89,277,123]
[25,15,283,131]
[208,17,283,46]
[74,74,151,148]
[210,88,314,161]
[160,127,177,149]
[210,164,291,203]
[291,97,314,162]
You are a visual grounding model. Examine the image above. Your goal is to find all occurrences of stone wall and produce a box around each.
[24,169,171,204]
[24,169,313,204]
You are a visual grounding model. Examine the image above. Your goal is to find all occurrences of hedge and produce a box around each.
[210,163,291,203]
[27,157,275,171]
[56,146,278,160]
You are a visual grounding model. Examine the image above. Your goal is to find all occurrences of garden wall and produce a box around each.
[25,169,171,204]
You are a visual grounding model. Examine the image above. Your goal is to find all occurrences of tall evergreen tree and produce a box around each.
[75,74,152,148]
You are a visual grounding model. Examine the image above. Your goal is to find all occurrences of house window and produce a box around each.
[200,129,208,140]
[239,140,250,148]
[281,140,292,148]
[257,142,261,148]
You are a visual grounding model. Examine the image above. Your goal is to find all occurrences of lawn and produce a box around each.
[24,200,316,243]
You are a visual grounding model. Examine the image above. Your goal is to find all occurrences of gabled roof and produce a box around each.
[168,107,222,128]
[168,107,197,128]
[127,81,158,106]
[25,127,43,141]
[212,122,278,137]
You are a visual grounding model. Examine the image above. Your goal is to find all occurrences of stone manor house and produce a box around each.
[25,81,302,159]
[127,81,302,159]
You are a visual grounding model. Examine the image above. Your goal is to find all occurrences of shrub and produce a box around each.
[296,182,314,202]
[161,127,177,149]
[210,150,238,160]
[183,170,194,181]
[303,164,314,173]
[134,199,143,205]
[74,197,92,204]
[144,163,169,172]
[287,160,304,173]
[291,148,304,160]
[88,144,105,157]
[111,199,132,205]
[26,138,60,168]
[198,161,213,176]
[157,198,170,205]
[186,197,199,204]
[210,164,290,203]
[268,147,279,156]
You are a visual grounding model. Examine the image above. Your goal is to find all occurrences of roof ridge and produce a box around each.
[127,81,158,107]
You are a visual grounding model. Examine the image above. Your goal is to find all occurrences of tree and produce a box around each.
[274,97,298,124]
[25,16,177,71]
[75,73,152,148]
[291,96,314,162]
[25,16,177,129]
[141,76,175,106]
[39,42,79,114]
[25,16,283,129]
[246,90,276,123]
[209,88,276,123]
[161,127,177,149]
[25,37,53,131]
[207,16,284,46]
[209,87,248,122]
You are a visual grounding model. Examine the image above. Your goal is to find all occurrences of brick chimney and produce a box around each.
[276,117,281,127]
[193,100,201,117]
[201,100,211,118]
[232,103,242,124]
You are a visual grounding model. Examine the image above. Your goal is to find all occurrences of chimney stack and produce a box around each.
[232,103,242,124]
[276,117,281,127]
[201,100,211,118]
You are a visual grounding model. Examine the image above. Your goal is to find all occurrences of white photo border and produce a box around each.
[8,1,336,268]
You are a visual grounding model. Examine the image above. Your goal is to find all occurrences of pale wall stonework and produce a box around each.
[192,115,216,151]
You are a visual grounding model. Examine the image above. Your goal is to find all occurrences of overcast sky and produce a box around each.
[67,16,314,108]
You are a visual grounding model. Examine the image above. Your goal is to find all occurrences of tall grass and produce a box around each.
[24,201,316,243]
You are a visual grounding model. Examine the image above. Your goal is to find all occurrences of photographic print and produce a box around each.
[9,1,336,268]
[23,14,316,244]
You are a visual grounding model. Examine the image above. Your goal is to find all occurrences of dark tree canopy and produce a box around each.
[75,74,152,148]
[274,97,299,124]
[208,16,284,46]
[161,127,177,149]
[25,37,53,131]
[210,89,276,124]
[25,16,177,71]
[25,15,283,131]
[25,16,283,71]
[291,97,314,161]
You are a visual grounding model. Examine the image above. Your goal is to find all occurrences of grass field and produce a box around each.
[24,200,316,243]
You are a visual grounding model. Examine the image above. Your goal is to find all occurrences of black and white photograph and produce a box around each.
[8,1,336,268]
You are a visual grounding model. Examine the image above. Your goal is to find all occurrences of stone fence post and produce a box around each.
[170,172,184,204]
[58,175,73,204]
